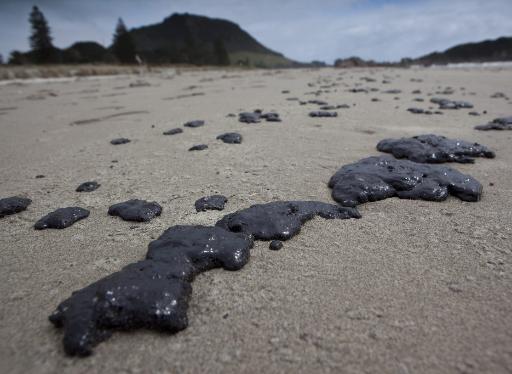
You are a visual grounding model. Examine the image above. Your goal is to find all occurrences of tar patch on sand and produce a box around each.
[34,207,90,230]
[216,132,242,144]
[195,195,228,212]
[163,128,183,135]
[377,134,495,163]
[76,181,100,192]
[0,196,32,218]
[50,199,361,355]
[475,116,512,130]
[328,156,482,207]
[49,225,253,356]
[108,199,162,222]
[189,144,208,151]
[216,200,360,241]
[110,138,131,145]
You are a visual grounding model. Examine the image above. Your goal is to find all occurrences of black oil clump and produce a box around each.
[195,195,228,212]
[51,199,360,355]
[163,128,183,135]
[377,134,495,163]
[183,120,205,128]
[108,199,162,222]
[189,144,208,151]
[407,107,427,114]
[309,111,338,118]
[216,201,360,240]
[328,156,483,207]
[407,108,442,115]
[475,116,512,131]
[239,112,260,123]
[49,225,254,356]
[430,98,473,109]
[217,132,242,144]
[0,196,31,218]
[76,181,100,192]
[110,138,131,145]
[308,100,328,105]
[383,89,402,94]
[239,111,281,123]
[260,112,281,122]
[34,207,90,230]
[269,240,283,251]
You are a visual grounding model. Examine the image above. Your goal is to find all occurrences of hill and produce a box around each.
[415,36,512,65]
[128,13,295,67]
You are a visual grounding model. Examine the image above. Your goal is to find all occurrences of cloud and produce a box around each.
[0,0,511,63]
[237,0,512,62]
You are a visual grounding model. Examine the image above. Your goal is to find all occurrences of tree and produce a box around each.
[8,51,26,65]
[0,54,3,64]
[214,39,230,66]
[183,33,199,64]
[29,6,55,63]
[112,18,136,63]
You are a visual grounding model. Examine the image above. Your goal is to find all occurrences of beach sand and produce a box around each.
[0,67,511,373]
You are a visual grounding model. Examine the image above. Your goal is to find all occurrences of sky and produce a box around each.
[0,0,511,63]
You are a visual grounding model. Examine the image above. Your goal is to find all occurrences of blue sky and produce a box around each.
[0,0,511,63]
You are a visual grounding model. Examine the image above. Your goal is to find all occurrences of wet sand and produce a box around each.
[1,67,511,373]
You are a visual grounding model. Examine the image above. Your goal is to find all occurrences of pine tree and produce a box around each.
[29,6,55,63]
[112,18,136,63]
[0,54,4,65]
[214,39,230,66]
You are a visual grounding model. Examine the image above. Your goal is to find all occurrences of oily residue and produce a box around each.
[0,196,31,218]
[76,181,100,192]
[407,108,442,115]
[110,138,131,145]
[239,110,281,123]
[377,134,495,163]
[189,144,208,151]
[163,128,183,135]
[430,98,473,110]
[475,116,512,130]
[34,207,90,230]
[216,201,360,240]
[49,225,254,356]
[269,240,283,251]
[108,199,162,222]
[183,120,205,128]
[309,111,338,118]
[51,200,359,355]
[328,156,482,207]
[216,132,242,144]
[194,195,228,212]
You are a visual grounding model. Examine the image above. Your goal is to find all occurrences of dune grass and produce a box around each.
[0,64,152,80]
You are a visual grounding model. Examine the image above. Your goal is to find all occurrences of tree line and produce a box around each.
[4,6,230,66]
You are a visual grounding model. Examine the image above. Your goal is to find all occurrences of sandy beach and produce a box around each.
[1,66,511,373]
